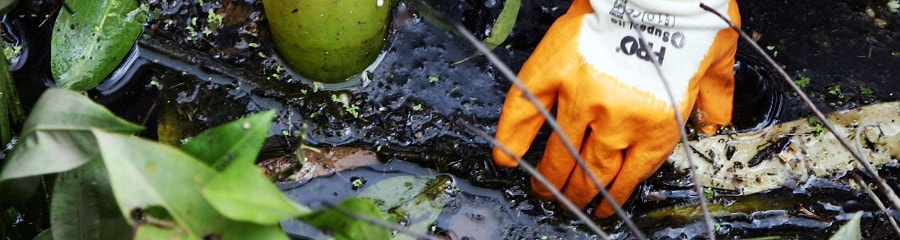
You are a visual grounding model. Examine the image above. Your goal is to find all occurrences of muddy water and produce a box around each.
[2,0,898,239]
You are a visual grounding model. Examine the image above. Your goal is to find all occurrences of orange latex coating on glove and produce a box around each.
[493,0,740,218]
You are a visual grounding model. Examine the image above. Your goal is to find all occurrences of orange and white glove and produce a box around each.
[493,0,740,218]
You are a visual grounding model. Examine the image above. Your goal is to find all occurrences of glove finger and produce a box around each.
[530,97,589,201]
[493,84,555,167]
[559,130,625,214]
[493,22,574,167]
[530,132,575,201]
[592,129,678,218]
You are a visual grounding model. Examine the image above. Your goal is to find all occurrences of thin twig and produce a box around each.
[852,174,900,238]
[322,201,443,240]
[854,124,900,238]
[459,121,610,238]
[623,1,716,238]
[445,17,647,240]
[700,2,900,213]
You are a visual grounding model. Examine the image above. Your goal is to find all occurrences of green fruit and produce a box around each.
[263,0,391,83]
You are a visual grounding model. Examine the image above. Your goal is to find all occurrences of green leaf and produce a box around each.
[859,85,874,95]
[454,0,520,64]
[828,212,862,240]
[51,157,132,240]
[300,197,391,240]
[0,0,19,16]
[484,0,520,49]
[828,84,842,96]
[202,161,311,225]
[0,88,143,182]
[0,44,23,146]
[92,130,288,239]
[703,187,714,200]
[33,228,53,240]
[51,0,146,90]
[794,76,810,88]
[181,110,275,169]
[358,175,454,237]
[134,225,192,240]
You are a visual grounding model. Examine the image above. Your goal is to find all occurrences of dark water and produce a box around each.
[1,0,898,239]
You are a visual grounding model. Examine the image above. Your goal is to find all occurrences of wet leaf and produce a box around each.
[0,45,23,147]
[0,88,143,181]
[202,161,311,225]
[484,0,520,49]
[51,0,146,90]
[300,197,391,240]
[359,175,454,237]
[51,158,132,240]
[0,0,18,15]
[134,225,191,240]
[181,110,274,169]
[829,212,862,240]
[288,147,380,181]
[455,0,520,64]
[33,229,53,240]
[93,130,288,239]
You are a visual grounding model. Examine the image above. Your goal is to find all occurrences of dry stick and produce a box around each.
[854,124,900,237]
[460,122,610,238]
[853,174,900,237]
[699,2,900,213]
[622,4,716,239]
[448,21,647,239]
[322,202,443,240]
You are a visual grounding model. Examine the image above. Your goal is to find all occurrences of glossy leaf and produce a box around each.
[829,212,862,240]
[300,197,391,240]
[134,225,192,240]
[484,0,520,49]
[455,0,520,64]
[51,0,146,90]
[359,175,453,237]
[202,161,311,225]
[0,88,143,182]
[33,229,53,240]
[51,158,132,240]
[93,130,288,239]
[0,45,23,146]
[181,110,274,169]
[0,0,19,15]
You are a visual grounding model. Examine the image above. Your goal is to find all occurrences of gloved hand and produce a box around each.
[493,0,740,218]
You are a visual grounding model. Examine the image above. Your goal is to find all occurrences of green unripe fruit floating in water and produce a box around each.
[263,0,391,84]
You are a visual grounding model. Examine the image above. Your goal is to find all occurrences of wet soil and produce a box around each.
[1,0,898,239]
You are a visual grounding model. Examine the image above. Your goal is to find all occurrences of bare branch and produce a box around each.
[700,2,900,214]
[854,124,900,238]
[459,121,611,238]
[852,174,900,238]
[445,18,647,239]
[618,1,717,238]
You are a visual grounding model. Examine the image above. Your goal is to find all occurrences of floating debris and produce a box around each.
[669,101,899,194]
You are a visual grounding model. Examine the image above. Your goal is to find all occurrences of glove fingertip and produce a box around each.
[530,178,556,200]
[491,147,520,168]
[592,204,616,218]
[699,123,719,136]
